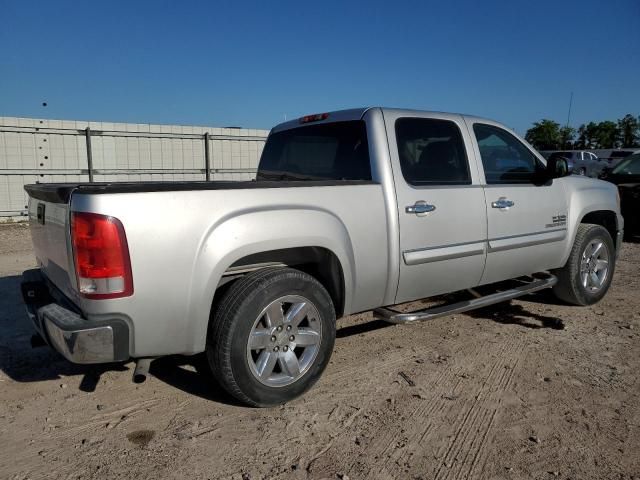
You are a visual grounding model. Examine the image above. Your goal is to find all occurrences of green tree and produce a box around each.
[528,114,639,150]
[617,114,639,147]
[525,119,561,150]
[594,121,620,148]
[558,126,575,149]
[576,122,599,149]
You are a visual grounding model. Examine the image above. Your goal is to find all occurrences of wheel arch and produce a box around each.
[216,246,346,318]
[580,210,618,246]
[561,208,620,267]
[186,207,356,354]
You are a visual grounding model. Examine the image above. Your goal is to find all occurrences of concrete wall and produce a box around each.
[0,116,269,217]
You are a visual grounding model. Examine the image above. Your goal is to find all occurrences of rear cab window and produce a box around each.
[257,121,371,181]
[395,118,471,186]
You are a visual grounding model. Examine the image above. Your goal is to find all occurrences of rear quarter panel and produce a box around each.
[70,183,388,357]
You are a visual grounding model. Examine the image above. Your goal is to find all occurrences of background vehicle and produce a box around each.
[601,153,640,236]
[21,108,623,407]
[607,149,640,167]
[547,150,603,177]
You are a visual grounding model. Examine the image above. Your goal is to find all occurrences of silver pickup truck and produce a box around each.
[21,107,623,406]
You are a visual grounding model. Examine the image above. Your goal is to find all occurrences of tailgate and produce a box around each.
[25,184,78,301]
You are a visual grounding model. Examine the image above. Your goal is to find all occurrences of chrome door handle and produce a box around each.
[406,202,436,215]
[491,198,515,209]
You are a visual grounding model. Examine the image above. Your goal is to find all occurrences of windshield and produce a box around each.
[612,154,640,175]
[257,121,371,181]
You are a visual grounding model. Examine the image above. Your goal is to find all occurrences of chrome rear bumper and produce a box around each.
[22,269,130,364]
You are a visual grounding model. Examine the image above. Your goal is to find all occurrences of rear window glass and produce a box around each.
[257,121,371,181]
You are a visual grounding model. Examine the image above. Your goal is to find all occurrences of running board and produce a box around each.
[374,274,558,324]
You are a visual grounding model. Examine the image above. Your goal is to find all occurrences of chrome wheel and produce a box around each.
[246,295,322,387]
[580,238,610,292]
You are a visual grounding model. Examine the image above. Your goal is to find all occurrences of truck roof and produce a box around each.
[270,107,496,133]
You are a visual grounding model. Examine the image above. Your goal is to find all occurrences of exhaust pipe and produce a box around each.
[133,358,153,383]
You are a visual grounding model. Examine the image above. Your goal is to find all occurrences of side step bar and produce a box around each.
[374,273,558,324]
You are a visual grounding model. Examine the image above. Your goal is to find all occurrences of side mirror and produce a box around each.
[546,156,569,179]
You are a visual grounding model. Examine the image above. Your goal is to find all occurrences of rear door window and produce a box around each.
[395,118,471,185]
[257,121,371,181]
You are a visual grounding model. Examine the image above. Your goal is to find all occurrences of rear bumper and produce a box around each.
[21,269,130,364]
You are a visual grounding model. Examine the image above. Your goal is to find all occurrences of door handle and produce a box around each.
[406,202,436,215]
[491,198,515,209]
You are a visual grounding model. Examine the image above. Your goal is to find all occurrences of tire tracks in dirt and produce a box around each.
[343,335,525,479]
[431,337,523,480]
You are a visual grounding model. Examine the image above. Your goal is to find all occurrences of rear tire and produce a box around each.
[207,267,336,407]
[552,223,615,305]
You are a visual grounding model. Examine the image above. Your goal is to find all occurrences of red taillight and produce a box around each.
[300,112,329,124]
[71,212,133,299]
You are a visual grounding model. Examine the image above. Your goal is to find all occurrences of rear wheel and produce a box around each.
[207,267,336,407]
[579,167,587,176]
[552,223,615,305]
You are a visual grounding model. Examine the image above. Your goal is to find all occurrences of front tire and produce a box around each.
[207,267,336,407]
[552,223,615,305]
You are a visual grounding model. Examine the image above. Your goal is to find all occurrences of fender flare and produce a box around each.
[185,206,356,353]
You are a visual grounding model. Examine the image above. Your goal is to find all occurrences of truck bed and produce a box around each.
[25,178,390,357]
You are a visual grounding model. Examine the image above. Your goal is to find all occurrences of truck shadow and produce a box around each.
[336,319,393,338]
[464,296,565,330]
[623,233,640,244]
[149,355,244,406]
[0,274,100,385]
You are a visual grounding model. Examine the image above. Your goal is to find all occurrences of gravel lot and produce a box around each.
[1,222,639,480]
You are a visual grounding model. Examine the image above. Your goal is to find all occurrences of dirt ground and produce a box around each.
[0,222,639,480]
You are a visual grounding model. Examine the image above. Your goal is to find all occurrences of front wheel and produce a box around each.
[207,267,336,407]
[552,223,615,305]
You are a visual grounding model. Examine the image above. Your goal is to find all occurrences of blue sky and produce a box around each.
[1,0,638,134]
